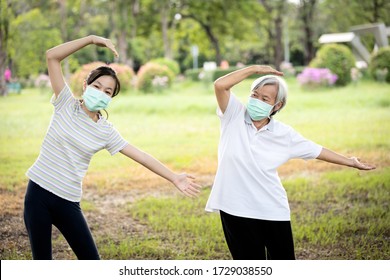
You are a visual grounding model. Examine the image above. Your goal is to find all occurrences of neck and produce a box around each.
[81,101,99,122]
[252,117,270,130]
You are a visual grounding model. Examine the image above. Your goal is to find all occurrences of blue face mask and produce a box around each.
[82,86,111,112]
[247,97,277,121]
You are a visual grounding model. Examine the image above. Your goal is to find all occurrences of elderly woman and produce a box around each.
[205,65,375,260]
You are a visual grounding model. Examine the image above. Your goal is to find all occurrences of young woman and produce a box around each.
[205,65,376,260]
[24,35,201,260]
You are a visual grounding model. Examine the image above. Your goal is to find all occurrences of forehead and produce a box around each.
[91,75,116,89]
[254,84,278,97]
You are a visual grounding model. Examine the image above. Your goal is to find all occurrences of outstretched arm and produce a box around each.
[46,35,118,97]
[214,65,283,113]
[316,148,376,170]
[120,144,202,197]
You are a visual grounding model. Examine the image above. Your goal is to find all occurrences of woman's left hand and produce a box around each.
[350,157,376,170]
[91,35,119,58]
[173,174,202,198]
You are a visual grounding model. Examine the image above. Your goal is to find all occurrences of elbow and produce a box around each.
[46,48,58,61]
[46,49,54,61]
[214,78,227,92]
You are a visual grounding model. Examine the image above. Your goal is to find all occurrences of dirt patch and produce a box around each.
[0,173,214,260]
[1,157,385,260]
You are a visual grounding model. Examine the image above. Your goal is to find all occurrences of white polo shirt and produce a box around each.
[205,94,322,221]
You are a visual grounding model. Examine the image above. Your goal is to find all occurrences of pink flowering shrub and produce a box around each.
[70,62,135,96]
[136,62,175,93]
[297,67,338,88]
[279,61,296,77]
[34,74,51,88]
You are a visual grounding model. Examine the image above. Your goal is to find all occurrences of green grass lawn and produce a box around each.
[0,78,389,259]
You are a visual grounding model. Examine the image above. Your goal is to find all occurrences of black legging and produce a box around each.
[220,210,296,260]
[24,180,100,260]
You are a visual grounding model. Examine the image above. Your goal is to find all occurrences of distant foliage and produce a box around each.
[136,62,175,93]
[212,66,241,81]
[279,61,296,77]
[297,68,338,88]
[310,44,355,86]
[185,68,202,81]
[110,63,136,92]
[369,47,390,83]
[150,58,180,76]
[34,74,51,88]
[70,62,135,96]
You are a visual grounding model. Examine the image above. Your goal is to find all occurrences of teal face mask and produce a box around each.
[247,97,276,121]
[82,86,111,112]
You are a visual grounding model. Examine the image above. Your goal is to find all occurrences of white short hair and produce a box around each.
[251,75,288,115]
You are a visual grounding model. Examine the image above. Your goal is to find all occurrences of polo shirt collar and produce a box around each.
[244,110,275,132]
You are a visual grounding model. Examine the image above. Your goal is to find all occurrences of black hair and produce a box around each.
[86,66,121,97]
[85,66,120,120]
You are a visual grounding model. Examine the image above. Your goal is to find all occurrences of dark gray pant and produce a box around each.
[220,210,295,260]
[24,180,100,260]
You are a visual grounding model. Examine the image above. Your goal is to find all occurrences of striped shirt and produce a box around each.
[27,84,128,202]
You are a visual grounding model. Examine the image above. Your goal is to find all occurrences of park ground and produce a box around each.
[0,78,389,259]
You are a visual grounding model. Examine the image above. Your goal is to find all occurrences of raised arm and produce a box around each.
[316,148,376,170]
[120,144,202,198]
[214,65,283,113]
[46,35,118,97]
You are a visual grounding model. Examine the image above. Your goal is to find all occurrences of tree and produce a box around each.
[108,0,140,67]
[0,0,11,96]
[258,0,287,70]
[179,0,254,65]
[321,0,390,32]
[298,0,318,65]
[319,0,390,56]
[9,8,62,78]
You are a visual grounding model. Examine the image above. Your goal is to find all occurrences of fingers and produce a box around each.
[178,175,203,198]
[173,173,203,198]
[186,174,196,180]
[93,36,119,58]
[273,70,284,76]
[107,42,119,58]
[111,48,119,58]
[105,40,119,58]
[183,182,203,198]
[256,65,284,76]
[353,157,376,170]
[360,163,376,170]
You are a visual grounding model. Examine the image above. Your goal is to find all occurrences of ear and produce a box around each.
[274,101,283,112]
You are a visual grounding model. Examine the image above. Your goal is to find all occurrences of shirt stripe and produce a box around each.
[27,84,128,202]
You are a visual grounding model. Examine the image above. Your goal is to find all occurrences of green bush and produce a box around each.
[70,62,135,96]
[185,68,202,81]
[310,44,355,86]
[150,58,180,76]
[136,62,175,93]
[212,67,240,81]
[294,65,306,76]
[369,47,390,83]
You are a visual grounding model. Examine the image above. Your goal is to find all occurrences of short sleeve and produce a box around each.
[289,129,322,160]
[50,84,74,112]
[105,126,129,155]
[217,93,245,128]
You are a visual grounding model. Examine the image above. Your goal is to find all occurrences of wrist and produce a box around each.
[88,35,95,44]
[348,157,357,168]
[171,173,180,185]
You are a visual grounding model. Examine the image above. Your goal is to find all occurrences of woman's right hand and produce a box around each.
[90,35,119,58]
[254,65,284,76]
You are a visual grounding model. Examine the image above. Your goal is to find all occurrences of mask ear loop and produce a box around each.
[269,101,281,118]
[101,109,109,120]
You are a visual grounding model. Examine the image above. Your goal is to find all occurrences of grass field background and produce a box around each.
[0,78,389,259]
